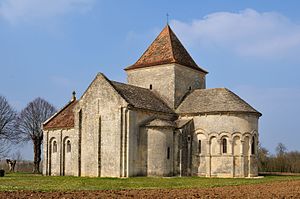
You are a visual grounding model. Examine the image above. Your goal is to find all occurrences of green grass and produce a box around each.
[0,172,300,192]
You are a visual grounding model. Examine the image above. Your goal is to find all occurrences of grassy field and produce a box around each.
[1,173,300,192]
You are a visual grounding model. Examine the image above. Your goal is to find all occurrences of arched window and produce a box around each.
[67,140,71,153]
[149,84,152,90]
[53,141,57,153]
[198,140,202,154]
[167,147,170,159]
[251,137,255,155]
[222,138,227,154]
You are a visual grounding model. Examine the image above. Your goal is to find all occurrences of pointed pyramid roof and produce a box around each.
[125,25,207,73]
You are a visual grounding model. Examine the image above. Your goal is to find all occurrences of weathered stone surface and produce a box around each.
[127,63,206,109]
[42,128,78,176]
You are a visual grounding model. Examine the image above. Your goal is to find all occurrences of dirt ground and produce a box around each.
[1,180,300,199]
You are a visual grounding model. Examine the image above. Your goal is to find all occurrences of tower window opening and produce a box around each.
[149,84,152,90]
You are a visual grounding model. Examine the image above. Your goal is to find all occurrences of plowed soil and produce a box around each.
[1,180,300,199]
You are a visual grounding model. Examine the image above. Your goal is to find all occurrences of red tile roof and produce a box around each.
[43,100,77,130]
[125,25,207,73]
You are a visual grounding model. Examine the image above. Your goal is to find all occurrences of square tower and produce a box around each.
[125,25,208,109]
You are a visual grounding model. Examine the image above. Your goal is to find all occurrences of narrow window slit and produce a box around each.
[199,140,202,154]
[222,138,227,154]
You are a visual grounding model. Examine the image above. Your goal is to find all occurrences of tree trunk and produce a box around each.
[33,139,42,173]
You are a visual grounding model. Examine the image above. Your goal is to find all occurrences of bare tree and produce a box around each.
[17,98,56,173]
[276,142,287,156]
[0,95,17,158]
[12,150,23,161]
[256,143,300,173]
[257,144,269,172]
[0,140,10,159]
[275,143,288,172]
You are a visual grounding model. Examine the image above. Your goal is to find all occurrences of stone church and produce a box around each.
[42,25,261,178]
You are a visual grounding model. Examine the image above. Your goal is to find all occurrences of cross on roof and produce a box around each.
[166,13,169,25]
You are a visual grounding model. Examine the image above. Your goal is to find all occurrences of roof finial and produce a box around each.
[166,13,169,25]
[72,91,76,101]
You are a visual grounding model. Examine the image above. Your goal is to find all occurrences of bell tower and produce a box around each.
[125,25,208,109]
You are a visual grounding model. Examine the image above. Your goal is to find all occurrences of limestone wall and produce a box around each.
[185,113,259,177]
[127,64,175,108]
[126,64,206,109]
[145,127,174,176]
[127,110,174,176]
[174,64,206,107]
[43,128,78,176]
[74,74,128,177]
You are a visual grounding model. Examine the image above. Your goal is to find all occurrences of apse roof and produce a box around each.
[176,88,261,116]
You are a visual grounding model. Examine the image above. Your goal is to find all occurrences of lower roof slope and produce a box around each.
[143,118,175,127]
[43,100,77,130]
[111,81,173,114]
[176,88,261,116]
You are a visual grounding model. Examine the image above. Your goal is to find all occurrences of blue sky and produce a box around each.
[1,0,300,160]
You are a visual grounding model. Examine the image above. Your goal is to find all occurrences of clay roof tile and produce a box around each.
[43,100,77,130]
[125,25,207,73]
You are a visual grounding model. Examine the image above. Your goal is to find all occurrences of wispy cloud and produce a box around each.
[171,9,300,59]
[0,0,95,25]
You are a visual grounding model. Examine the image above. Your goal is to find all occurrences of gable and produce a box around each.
[77,73,128,111]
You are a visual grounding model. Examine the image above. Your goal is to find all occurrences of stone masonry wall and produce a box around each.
[74,74,128,177]
[185,113,259,177]
[43,128,78,176]
[127,64,175,108]
[145,127,174,176]
[128,110,175,176]
[126,64,206,109]
[174,64,206,108]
